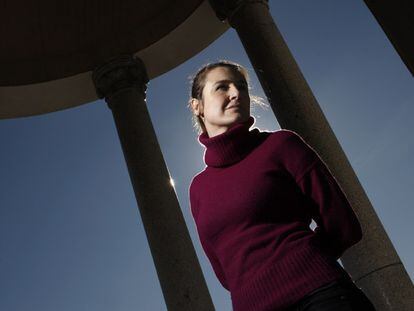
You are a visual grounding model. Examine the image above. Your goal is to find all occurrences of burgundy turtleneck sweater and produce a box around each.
[189,116,362,311]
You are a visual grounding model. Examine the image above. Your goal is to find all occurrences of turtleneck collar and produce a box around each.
[198,115,261,167]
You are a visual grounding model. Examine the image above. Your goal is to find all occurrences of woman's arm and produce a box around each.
[278,130,363,260]
[189,180,230,290]
[197,234,230,291]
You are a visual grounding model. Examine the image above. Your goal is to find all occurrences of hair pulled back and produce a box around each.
[187,60,268,135]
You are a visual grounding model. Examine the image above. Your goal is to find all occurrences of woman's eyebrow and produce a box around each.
[213,79,247,86]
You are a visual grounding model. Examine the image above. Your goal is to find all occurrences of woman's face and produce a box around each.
[193,66,251,137]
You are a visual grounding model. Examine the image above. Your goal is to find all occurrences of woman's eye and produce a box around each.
[215,82,247,91]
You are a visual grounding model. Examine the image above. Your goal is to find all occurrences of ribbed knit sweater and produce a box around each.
[189,115,363,311]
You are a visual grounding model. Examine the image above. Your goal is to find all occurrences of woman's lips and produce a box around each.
[227,103,241,109]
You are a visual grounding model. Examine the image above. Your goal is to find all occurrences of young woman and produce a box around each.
[188,60,376,311]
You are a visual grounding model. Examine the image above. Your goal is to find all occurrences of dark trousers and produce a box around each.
[286,277,376,311]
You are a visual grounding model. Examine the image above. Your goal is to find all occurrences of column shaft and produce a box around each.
[93,56,214,311]
[209,1,414,310]
[364,0,414,76]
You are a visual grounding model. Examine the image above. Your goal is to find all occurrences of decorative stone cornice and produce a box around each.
[92,55,149,101]
[208,0,268,23]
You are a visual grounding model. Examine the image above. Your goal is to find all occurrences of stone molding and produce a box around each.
[92,55,149,101]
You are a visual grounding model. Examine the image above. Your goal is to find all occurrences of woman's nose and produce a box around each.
[228,84,240,99]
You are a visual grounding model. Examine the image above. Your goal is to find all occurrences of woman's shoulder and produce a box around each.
[260,129,317,166]
[269,128,302,139]
[189,169,204,186]
[189,168,208,195]
[260,128,304,148]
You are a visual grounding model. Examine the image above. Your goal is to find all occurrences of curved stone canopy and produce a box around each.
[0,0,229,119]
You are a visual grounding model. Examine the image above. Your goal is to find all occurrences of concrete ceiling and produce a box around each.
[0,0,229,119]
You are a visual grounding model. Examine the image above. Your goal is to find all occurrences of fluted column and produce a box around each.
[209,1,413,310]
[92,55,214,311]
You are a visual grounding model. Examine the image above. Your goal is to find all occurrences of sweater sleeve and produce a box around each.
[279,130,363,260]
[189,181,230,291]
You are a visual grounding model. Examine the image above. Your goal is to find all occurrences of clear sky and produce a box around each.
[0,1,412,310]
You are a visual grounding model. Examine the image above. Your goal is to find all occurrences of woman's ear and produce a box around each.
[191,98,203,117]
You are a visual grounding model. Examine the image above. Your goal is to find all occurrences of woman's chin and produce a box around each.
[230,112,249,123]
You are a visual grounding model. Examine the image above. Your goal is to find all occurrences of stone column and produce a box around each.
[363,0,414,76]
[92,55,214,311]
[209,1,413,310]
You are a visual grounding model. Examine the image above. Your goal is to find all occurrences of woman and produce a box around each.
[187,60,376,311]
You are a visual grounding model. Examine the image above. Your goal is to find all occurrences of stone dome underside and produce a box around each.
[0,0,229,118]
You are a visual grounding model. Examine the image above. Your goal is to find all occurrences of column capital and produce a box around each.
[208,0,268,23]
[92,55,149,101]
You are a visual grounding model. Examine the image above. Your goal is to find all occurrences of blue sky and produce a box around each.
[0,1,412,310]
